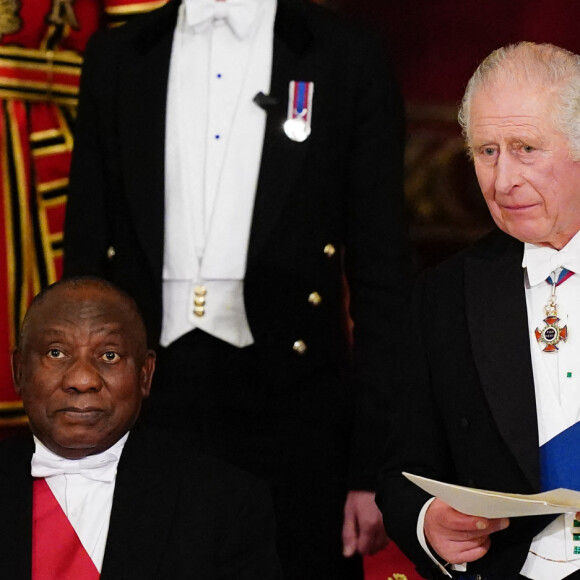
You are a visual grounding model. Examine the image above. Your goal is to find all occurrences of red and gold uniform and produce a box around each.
[0,0,165,426]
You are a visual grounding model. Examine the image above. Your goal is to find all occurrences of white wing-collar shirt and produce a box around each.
[162,0,277,348]
[31,433,128,572]
[520,230,580,579]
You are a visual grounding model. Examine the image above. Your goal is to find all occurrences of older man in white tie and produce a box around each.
[378,42,580,580]
[0,276,281,579]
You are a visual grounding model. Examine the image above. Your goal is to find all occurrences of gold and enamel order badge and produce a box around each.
[535,315,568,353]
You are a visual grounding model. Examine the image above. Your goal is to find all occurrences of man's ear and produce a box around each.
[11,348,22,397]
[140,350,156,399]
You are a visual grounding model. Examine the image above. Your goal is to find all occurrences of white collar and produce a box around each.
[183,0,268,39]
[31,433,128,482]
[522,230,580,287]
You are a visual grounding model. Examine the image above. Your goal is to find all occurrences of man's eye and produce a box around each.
[522,144,535,153]
[475,146,496,158]
[47,349,64,359]
[101,351,120,362]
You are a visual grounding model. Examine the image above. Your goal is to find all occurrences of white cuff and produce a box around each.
[417,497,467,577]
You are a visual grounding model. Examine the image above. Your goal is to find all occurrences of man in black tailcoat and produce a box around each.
[63,1,407,576]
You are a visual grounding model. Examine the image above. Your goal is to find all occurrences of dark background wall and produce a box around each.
[345,0,580,103]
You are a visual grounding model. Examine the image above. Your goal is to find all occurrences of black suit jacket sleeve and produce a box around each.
[376,273,455,579]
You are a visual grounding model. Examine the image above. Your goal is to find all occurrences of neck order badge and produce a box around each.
[535,268,573,353]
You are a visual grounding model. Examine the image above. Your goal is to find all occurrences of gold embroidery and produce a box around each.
[32,143,69,157]
[0,102,15,352]
[30,129,63,143]
[0,45,83,65]
[0,56,82,77]
[34,108,71,285]
[105,1,167,16]
[0,0,21,40]
[8,101,42,323]
[0,400,23,410]
[0,77,78,95]
[388,575,408,580]
[0,88,78,106]
[47,0,79,29]
[0,415,28,427]
[37,178,68,195]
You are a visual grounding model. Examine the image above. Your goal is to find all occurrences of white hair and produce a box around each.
[458,42,580,160]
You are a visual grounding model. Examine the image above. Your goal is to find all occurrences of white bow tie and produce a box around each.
[184,0,260,39]
[31,451,119,483]
[525,245,580,287]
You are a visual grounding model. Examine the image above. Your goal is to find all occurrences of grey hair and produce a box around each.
[458,42,580,160]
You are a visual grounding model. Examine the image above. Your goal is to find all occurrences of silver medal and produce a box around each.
[284,117,311,142]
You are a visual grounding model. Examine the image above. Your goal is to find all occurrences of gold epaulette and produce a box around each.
[105,0,168,27]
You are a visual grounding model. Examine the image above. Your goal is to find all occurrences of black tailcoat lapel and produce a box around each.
[100,430,180,580]
[247,0,315,262]
[465,234,540,489]
[118,0,179,278]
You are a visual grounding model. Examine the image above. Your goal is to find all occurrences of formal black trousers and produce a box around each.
[141,329,362,580]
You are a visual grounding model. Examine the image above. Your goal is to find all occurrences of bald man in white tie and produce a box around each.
[0,277,281,580]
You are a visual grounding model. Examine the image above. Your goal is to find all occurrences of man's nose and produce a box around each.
[494,151,523,194]
[62,358,103,393]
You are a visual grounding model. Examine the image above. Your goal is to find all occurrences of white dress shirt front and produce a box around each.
[162,0,276,348]
[31,434,127,572]
[520,231,580,580]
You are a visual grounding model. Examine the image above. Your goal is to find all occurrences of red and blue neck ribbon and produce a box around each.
[547,268,574,286]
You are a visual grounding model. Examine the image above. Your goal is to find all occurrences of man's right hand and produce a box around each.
[424,498,510,564]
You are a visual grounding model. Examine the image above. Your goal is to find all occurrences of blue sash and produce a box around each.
[540,421,580,491]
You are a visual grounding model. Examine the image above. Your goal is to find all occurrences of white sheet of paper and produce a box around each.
[403,472,580,518]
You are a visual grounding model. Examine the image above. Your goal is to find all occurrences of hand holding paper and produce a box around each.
[406,472,580,566]
[425,497,509,564]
